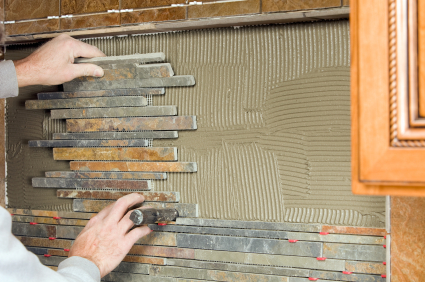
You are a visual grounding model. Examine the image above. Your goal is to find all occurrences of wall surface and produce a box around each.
[5,20,385,226]
[2,0,349,36]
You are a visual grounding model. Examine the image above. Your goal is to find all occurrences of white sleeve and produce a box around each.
[0,206,100,282]
[0,60,19,98]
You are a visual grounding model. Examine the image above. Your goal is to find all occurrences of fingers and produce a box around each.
[106,193,145,225]
[71,63,104,79]
[72,39,106,59]
[125,226,152,247]
[119,210,135,233]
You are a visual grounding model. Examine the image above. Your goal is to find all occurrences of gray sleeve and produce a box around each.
[0,60,19,98]
[0,206,101,282]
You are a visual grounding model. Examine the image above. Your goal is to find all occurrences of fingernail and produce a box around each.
[94,68,104,77]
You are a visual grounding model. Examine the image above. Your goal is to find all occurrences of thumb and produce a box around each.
[72,63,104,79]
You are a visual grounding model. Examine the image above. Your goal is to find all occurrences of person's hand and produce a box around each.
[13,34,105,87]
[69,193,151,277]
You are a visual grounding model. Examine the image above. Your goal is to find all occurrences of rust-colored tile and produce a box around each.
[70,161,197,172]
[262,0,340,13]
[188,0,260,19]
[60,13,119,30]
[5,19,59,36]
[48,249,68,257]
[123,255,166,265]
[342,0,349,6]
[12,215,89,226]
[391,197,425,282]
[46,266,58,271]
[5,0,59,21]
[136,232,177,246]
[121,6,185,24]
[321,225,386,237]
[57,190,179,202]
[122,0,185,9]
[17,236,72,249]
[61,0,118,15]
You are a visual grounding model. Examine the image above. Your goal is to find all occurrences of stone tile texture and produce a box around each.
[5,0,59,21]
[61,0,118,15]
[60,13,120,30]
[188,0,260,19]
[121,7,186,25]
[121,0,186,9]
[5,19,59,35]
[262,0,340,13]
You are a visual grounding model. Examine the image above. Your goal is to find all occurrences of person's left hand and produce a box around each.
[14,34,106,87]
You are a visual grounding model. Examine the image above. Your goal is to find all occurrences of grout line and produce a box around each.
[259,0,262,14]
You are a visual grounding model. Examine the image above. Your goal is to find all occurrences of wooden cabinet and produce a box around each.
[352,0,425,195]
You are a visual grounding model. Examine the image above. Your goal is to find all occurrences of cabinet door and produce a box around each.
[352,0,425,195]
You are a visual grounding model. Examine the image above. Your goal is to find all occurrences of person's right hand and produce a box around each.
[69,193,151,277]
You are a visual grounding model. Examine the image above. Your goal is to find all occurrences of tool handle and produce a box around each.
[130,208,179,225]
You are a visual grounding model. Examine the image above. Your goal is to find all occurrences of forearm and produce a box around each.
[0,207,100,282]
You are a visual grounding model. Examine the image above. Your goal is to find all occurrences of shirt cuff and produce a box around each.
[0,60,19,98]
[58,256,101,282]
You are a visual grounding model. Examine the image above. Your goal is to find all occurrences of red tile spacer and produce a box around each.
[383,262,387,265]
[382,274,387,278]
[288,239,298,243]
[316,257,327,261]
[308,278,318,281]
[319,232,329,235]
[48,237,56,240]
[53,217,61,220]
[44,254,51,257]
[10,213,14,216]
[158,223,167,226]
[342,271,352,275]
[384,235,387,239]
[64,249,70,252]
[29,222,38,225]
[383,245,386,248]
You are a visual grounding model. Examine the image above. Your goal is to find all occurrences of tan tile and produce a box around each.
[60,13,120,30]
[262,0,340,13]
[391,197,425,282]
[343,0,349,6]
[5,0,59,21]
[188,0,260,19]
[121,0,186,9]
[121,6,185,24]
[61,0,118,15]
[5,19,59,35]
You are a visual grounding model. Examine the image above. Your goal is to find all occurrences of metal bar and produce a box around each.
[70,161,197,172]
[51,106,177,119]
[37,88,164,100]
[25,96,147,110]
[66,116,197,132]
[45,171,167,180]
[53,131,178,140]
[32,178,151,190]
[53,147,177,161]
[28,139,149,147]
[130,208,179,225]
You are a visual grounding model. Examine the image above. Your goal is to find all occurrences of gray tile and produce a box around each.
[74,53,165,65]
[45,171,167,180]
[28,139,149,147]
[37,255,66,266]
[32,178,151,190]
[113,262,149,274]
[176,234,322,257]
[166,258,309,277]
[310,270,385,282]
[12,222,56,238]
[27,247,49,255]
[176,218,322,232]
[103,273,175,282]
[26,96,147,110]
[37,88,165,100]
[323,243,386,262]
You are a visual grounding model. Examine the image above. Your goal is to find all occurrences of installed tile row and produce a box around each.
[9,210,386,282]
